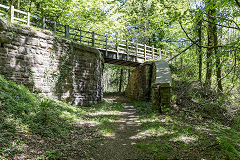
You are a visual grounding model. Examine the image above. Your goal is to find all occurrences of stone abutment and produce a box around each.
[0,18,103,106]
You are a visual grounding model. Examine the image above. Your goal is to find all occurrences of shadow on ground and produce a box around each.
[1,79,239,159]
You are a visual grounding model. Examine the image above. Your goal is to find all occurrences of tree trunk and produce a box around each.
[16,0,20,17]
[119,69,124,93]
[17,0,20,9]
[215,25,223,93]
[29,0,33,12]
[128,69,131,81]
[205,1,215,89]
[105,68,109,91]
[197,18,203,83]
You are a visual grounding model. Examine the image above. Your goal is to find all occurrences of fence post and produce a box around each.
[65,25,69,38]
[159,48,162,59]
[105,35,108,57]
[144,44,146,61]
[54,21,57,34]
[42,16,46,29]
[10,5,14,23]
[135,43,138,62]
[92,31,95,47]
[27,12,30,26]
[152,45,154,59]
[79,28,82,43]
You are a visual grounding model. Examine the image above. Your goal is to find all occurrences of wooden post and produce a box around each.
[144,44,146,61]
[135,43,138,62]
[27,12,30,26]
[42,16,46,29]
[92,31,95,47]
[79,28,82,43]
[105,35,108,57]
[10,5,14,23]
[159,48,162,59]
[152,45,154,59]
[126,40,129,61]
[116,37,119,59]
[54,21,57,34]
[65,25,69,38]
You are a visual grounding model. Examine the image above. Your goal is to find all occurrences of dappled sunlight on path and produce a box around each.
[89,95,148,160]
[86,94,229,160]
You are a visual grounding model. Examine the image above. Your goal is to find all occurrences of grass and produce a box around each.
[130,67,240,159]
[0,75,124,159]
[0,65,239,159]
[132,101,240,159]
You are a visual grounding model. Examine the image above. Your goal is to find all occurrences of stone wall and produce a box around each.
[151,61,172,112]
[125,61,172,112]
[0,18,103,106]
[125,62,152,101]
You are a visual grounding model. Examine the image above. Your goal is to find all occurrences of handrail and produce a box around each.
[0,3,175,63]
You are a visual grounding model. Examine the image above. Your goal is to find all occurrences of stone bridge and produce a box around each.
[0,4,174,67]
[0,4,172,110]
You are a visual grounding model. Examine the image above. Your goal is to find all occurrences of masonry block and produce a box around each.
[126,60,172,113]
[0,18,104,106]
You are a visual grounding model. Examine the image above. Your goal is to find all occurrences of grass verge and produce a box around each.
[0,75,124,159]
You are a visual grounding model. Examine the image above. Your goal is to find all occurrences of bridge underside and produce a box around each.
[104,58,141,67]
[99,49,145,67]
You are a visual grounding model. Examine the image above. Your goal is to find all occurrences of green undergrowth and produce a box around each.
[133,101,240,159]
[171,63,240,159]
[0,75,123,159]
[131,64,240,159]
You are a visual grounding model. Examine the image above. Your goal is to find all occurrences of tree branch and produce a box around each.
[168,43,196,62]
[179,21,230,49]
[203,13,240,30]
[203,19,240,30]
[235,0,240,8]
[179,21,199,46]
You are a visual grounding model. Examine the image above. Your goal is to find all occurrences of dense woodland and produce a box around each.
[0,0,239,93]
[0,0,240,159]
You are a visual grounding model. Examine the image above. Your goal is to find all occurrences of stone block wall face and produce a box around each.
[125,62,152,101]
[125,61,172,112]
[0,19,103,106]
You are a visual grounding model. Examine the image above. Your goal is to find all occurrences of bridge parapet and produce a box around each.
[0,3,175,66]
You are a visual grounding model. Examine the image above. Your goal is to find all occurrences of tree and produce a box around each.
[116,0,173,48]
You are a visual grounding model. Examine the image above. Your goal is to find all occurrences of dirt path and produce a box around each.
[90,95,147,160]
[80,94,227,160]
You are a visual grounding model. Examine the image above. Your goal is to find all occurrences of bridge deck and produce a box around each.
[98,47,171,67]
[0,3,175,67]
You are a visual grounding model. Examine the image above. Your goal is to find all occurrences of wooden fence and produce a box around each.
[0,4,175,62]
